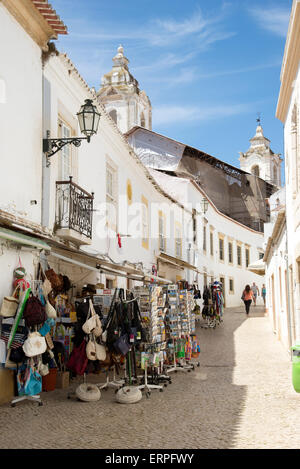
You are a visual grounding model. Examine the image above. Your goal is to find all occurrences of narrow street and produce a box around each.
[0,306,299,449]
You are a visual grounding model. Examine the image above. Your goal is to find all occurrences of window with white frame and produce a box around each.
[245,247,250,268]
[228,242,233,264]
[175,224,182,258]
[60,121,72,180]
[203,225,207,252]
[159,213,166,252]
[141,197,149,248]
[106,162,117,229]
[237,245,242,266]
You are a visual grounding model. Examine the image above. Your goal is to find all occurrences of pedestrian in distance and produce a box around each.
[262,284,266,307]
[251,282,259,306]
[241,285,254,315]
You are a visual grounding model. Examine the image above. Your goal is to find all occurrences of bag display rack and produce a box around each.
[201,282,224,329]
[0,255,202,407]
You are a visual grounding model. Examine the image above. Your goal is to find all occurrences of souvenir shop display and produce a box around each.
[201,282,224,329]
[1,255,203,407]
[134,285,170,396]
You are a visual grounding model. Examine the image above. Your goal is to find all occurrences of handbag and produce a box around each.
[45,300,57,319]
[23,294,47,327]
[13,257,26,279]
[9,346,26,364]
[45,268,64,292]
[0,285,20,318]
[23,331,47,357]
[17,362,42,396]
[86,334,107,361]
[66,339,88,375]
[113,334,131,356]
[82,300,102,337]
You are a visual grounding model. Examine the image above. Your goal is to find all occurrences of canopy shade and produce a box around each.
[247,258,265,276]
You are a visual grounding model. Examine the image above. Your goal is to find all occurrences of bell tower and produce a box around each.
[239,118,282,187]
[97,45,152,134]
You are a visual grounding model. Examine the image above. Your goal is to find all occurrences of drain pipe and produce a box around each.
[285,227,293,360]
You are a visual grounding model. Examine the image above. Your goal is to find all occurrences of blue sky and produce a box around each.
[51,0,292,177]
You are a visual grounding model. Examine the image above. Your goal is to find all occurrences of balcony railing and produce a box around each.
[55,177,94,240]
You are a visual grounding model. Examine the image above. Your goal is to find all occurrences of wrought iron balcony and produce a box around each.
[55,177,94,244]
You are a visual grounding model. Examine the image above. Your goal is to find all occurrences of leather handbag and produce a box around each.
[45,268,64,292]
[82,300,102,337]
[113,334,131,356]
[86,334,106,361]
[66,339,88,375]
[23,331,47,357]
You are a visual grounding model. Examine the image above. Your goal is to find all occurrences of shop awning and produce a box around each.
[247,259,266,276]
[143,274,172,285]
[0,227,51,251]
[157,252,198,272]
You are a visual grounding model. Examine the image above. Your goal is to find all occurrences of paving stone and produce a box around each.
[0,306,299,449]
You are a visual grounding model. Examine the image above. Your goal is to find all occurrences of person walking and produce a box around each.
[242,285,254,315]
[251,282,259,306]
[262,284,266,307]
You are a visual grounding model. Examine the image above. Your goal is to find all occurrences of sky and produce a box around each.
[50,0,292,178]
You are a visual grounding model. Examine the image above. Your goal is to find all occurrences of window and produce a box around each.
[109,109,117,125]
[228,242,233,264]
[106,162,117,229]
[259,252,264,260]
[141,196,149,249]
[219,238,224,261]
[229,278,234,293]
[140,112,146,128]
[175,223,182,258]
[237,245,242,266]
[203,225,207,252]
[60,121,72,180]
[159,212,166,252]
[245,248,250,268]
[192,209,197,245]
[106,166,115,201]
[252,165,260,177]
[210,231,214,256]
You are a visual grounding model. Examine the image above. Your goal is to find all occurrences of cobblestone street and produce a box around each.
[0,306,299,449]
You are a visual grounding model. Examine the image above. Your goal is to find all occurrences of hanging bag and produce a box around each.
[82,300,102,337]
[66,339,88,375]
[0,285,20,318]
[86,334,106,361]
[13,257,26,280]
[23,293,47,327]
[23,331,47,357]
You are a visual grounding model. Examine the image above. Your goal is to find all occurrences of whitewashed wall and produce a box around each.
[0,5,43,226]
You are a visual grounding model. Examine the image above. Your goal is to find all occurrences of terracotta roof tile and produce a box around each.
[31,0,68,35]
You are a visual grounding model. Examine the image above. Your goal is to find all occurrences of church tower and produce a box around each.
[97,45,152,134]
[239,120,282,187]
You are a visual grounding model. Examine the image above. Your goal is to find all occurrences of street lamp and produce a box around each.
[43,99,101,165]
[201,197,209,214]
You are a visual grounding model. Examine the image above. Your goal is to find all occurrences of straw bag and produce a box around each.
[0,286,20,318]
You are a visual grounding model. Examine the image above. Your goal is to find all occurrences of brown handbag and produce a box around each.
[45,268,64,292]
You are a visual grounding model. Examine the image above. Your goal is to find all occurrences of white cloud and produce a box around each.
[248,6,290,37]
[153,103,252,126]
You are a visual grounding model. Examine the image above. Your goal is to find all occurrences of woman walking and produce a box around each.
[242,285,254,315]
[261,284,266,307]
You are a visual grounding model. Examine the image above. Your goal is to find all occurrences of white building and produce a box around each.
[239,122,282,187]
[97,45,152,133]
[275,0,300,346]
